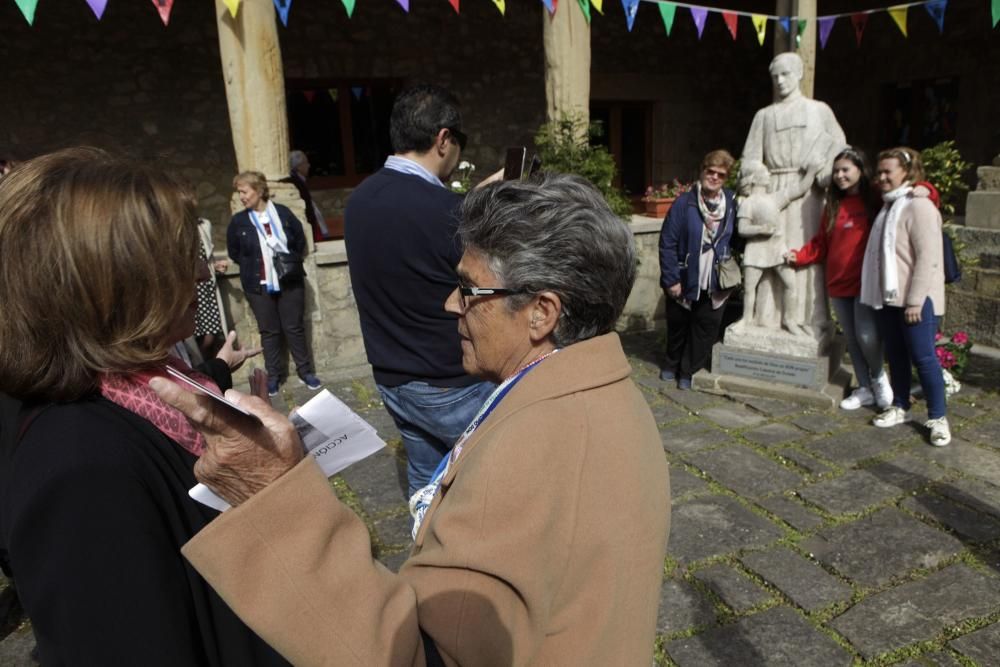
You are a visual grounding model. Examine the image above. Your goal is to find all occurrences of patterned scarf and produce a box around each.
[99,356,221,456]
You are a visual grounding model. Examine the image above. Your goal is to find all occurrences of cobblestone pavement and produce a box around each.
[2,331,999,665]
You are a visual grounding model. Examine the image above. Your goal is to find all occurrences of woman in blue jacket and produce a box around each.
[228,171,321,396]
[658,150,740,389]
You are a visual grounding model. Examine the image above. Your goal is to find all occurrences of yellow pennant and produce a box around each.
[751,14,767,46]
[492,0,505,14]
[591,0,603,15]
[222,0,240,19]
[888,5,908,37]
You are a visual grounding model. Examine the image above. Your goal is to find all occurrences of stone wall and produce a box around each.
[217,214,668,383]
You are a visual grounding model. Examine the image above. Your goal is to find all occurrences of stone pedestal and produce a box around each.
[965,166,1000,230]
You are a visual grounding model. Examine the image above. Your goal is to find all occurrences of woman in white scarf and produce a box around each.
[228,171,322,397]
[860,147,949,446]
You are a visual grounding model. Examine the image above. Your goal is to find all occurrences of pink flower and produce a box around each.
[951,331,969,345]
[935,332,944,342]
[937,349,957,369]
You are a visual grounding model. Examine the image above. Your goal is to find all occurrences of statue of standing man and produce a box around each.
[734,52,845,343]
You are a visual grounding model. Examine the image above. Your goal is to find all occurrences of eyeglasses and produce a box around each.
[457,285,524,311]
[703,168,728,180]
[446,127,467,151]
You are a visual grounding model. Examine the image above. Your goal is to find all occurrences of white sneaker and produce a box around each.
[873,373,894,410]
[926,417,951,447]
[840,386,875,410]
[873,406,910,428]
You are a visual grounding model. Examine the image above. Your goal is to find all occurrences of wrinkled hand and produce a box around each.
[784,250,797,265]
[667,283,682,299]
[149,377,304,506]
[213,259,230,273]
[215,331,262,371]
[904,306,922,324]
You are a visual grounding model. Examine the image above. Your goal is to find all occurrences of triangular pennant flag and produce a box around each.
[994,0,999,28]
[621,0,638,31]
[778,16,791,34]
[222,0,241,19]
[658,2,677,36]
[14,0,38,25]
[751,14,767,45]
[795,19,807,47]
[341,0,356,17]
[395,0,410,12]
[888,6,908,37]
[851,13,868,46]
[592,0,603,15]
[576,0,591,24]
[448,0,459,12]
[302,90,316,103]
[492,0,505,14]
[351,87,364,100]
[542,0,555,15]
[151,0,174,26]
[690,7,708,39]
[328,88,339,103]
[722,12,738,40]
[924,0,946,33]
[86,0,108,20]
[818,16,836,49]
[273,0,292,26]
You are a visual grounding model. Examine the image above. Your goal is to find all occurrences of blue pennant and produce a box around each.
[778,16,791,34]
[273,0,291,26]
[924,0,947,34]
[622,0,639,31]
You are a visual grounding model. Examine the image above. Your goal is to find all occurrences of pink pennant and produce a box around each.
[722,12,738,40]
[818,16,835,49]
[86,0,108,20]
[851,13,868,47]
[151,0,174,26]
[448,0,460,13]
[690,7,708,39]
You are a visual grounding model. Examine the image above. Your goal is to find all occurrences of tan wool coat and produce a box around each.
[182,333,671,666]
[886,197,946,316]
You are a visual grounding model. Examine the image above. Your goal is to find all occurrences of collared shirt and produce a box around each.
[384,155,444,188]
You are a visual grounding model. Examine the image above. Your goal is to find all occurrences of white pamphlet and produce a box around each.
[189,389,386,511]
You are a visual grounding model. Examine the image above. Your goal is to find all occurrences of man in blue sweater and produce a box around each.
[344,85,495,497]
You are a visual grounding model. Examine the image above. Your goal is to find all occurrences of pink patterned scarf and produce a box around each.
[99,357,220,456]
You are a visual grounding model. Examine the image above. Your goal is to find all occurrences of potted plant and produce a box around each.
[641,179,691,218]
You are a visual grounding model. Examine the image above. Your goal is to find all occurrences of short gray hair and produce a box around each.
[458,173,637,347]
[289,149,308,172]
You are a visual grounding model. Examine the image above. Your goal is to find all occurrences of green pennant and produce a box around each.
[576,0,591,23]
[15,0,39,25]
[341,0,356,18]
[993,0,999,28]
[795,18,807,47]
[658,2,677,36]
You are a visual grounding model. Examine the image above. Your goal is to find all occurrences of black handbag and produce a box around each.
[272,251,305,281]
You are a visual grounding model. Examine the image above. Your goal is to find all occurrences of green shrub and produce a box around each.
[534,115,633,218]
[920,141,972,217]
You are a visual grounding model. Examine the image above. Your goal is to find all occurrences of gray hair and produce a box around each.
[458,173,637,347]
[289,149,308,172]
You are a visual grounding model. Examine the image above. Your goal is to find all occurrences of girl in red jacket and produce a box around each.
[786,147,938,411]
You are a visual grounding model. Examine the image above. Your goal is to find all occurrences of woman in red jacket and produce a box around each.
[786,147,938,411]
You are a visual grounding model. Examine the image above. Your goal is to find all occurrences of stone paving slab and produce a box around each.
[801,508,966,587]
[934,477,1000,520]
[948,621,1000,665]
[692,564,774,614]
[661,386,724,412]
[649,399,690,424]
[774,447,837,476]
[755,495,826,532]
[740,547,853,613]
[789,412,847,435]
[336,448,408,516]
[912,443,1000,487]
[670,465,713,498]
[829,564,1000,659]
[737,395,808,418]
[669,495,784,565]
[897,650,967,667]
[953,418,1000,448]
[902,493,1000,543]
[743,422,808,447]
[656,579,717,637]
[802,431,897,467]
[797,469,906,515]
[0,624,37,667]
[696,405,768,430]
[683,445,802,499]
[665,607,853,666]
[660,421,734,454]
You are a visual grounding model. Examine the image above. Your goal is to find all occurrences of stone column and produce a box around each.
[795,0,817,98]
[542,2,590,127]
[773,0,794,56]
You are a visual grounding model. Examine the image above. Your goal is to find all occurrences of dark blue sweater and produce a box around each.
[344,168,476,387]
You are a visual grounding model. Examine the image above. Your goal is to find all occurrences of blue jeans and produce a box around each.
[831,297,883,388]
[378,380,496,496]
[877,298,946,419]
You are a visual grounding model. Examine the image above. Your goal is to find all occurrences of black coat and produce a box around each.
[227,203,307,294]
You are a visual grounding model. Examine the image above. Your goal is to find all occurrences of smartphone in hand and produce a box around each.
[165,365,261,422]
[504,147,527,181]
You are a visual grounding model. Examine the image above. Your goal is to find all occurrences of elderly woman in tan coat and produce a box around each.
[154,174,671,666]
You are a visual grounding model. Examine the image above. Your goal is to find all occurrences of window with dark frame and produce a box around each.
[590,101,653,200]
[286,79,402,189]
[881,77,958,150]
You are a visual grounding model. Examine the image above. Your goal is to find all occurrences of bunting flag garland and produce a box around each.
[795,18,806,46]
[592,0,603,15]
[888,5,909,36]
[302,90,316,102]
[751,14,767,45]
[14,0,38,25]
[222,0,240,19]
[690,6,707,38]
[994,0,999,28]
[778,16,790,34]
[576,0,591,24]
[327,88,338,102]
[492,0,504,14]
[542,0,556,15]
[622,0,638,31]
[351,86,364,100]
[658,2,676,35]
[924,0,946,33]
[394,0,409,12]
[151,0,173,25]
[273,0,291,26]
[341,0,356,17]
[818,15,835,48]
[86,0,108,20]
[722,11,737,40]
[851,12,869,46]
[448,0,459,13]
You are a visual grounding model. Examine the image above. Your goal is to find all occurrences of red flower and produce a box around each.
[934,331,944,342]
[951,331,969,345]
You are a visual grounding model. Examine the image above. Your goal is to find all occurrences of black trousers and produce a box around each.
[664,293,726,377]
[245,280,314,382]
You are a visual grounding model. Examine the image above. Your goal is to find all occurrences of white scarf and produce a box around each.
[860,185,912,310]
[248,200,290,294]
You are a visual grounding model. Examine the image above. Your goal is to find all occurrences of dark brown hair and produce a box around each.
[0,147,200,401]
[825,146,878,230]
